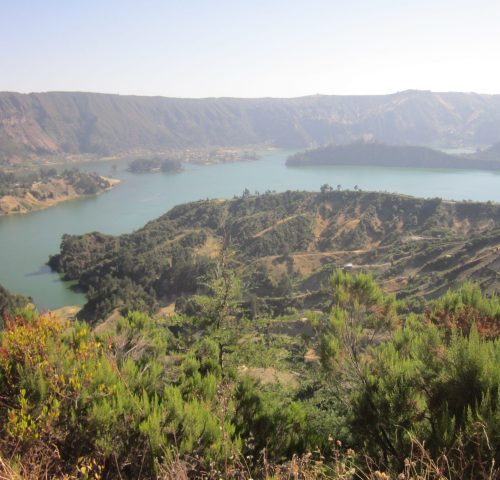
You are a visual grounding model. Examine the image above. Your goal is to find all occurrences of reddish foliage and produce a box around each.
[426,305,500,340]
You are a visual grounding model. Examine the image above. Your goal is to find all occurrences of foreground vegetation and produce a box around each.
[0,270,498,479]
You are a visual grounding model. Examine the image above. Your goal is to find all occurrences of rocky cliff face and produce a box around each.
[2,90,500,163]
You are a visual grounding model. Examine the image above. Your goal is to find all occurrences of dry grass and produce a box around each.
[155,426,498,480]
[237,365,300,388]
[195,235,222,258]
[50,305,82,322]
[3,432,498,480]
[0,457,21,480]
[252,215,302,239]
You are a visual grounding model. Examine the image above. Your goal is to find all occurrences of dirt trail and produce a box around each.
[252,214,302,238]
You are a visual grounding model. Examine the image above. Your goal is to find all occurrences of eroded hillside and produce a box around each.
[2,90,500,163]
[49,191,500,321]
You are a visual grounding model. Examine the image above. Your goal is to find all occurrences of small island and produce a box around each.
[0,168,119,216]
[127,157,183,173]
[287,142,500,170]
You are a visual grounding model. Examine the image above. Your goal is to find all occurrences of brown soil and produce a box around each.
[0,176,119,216]
[237,365,299,388]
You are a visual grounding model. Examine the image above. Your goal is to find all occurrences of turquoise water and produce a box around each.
[1,150,499,309]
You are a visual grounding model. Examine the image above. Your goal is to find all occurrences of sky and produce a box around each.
[1,0,500,98]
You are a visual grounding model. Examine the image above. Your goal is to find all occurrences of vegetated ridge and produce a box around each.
[287,142,500,169]
[49,190,500,322]
[0,283,30,313]
[2,90,500,163]
[472,141,500,161]
[0,168,118,215]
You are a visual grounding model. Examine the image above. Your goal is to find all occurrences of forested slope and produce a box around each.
[0,168,116,215]
[287,142,500,169]
[0,283,30,315]
[49,190,500,321]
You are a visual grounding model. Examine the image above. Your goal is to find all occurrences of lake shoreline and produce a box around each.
[1,150,499,310]
[0,176,120,217]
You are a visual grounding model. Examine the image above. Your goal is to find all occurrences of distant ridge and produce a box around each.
[1,90,500,163]
[286,142,500,170]
[472,142,500,162]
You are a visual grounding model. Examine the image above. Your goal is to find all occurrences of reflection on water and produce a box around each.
[25,265,53,277]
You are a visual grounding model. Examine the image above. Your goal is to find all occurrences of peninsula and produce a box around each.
[287,142,500,170]
[0,168,119,215]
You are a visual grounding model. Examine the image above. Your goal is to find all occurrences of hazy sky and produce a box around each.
[1,0,500,97]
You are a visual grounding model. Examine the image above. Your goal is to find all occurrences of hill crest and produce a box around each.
[48,190,500,321]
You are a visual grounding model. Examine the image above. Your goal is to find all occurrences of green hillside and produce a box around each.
[0,168,115,215]
[0,283,30,315]
[49,190,500,322]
